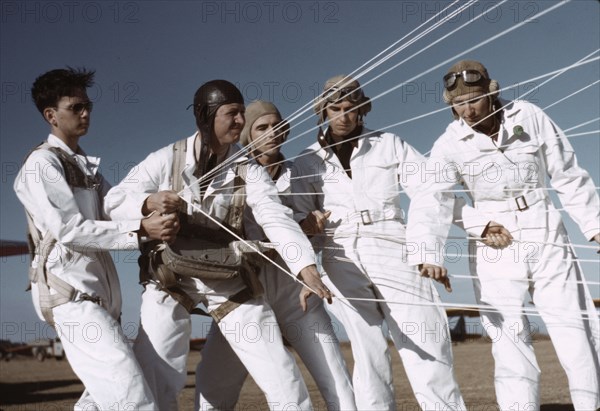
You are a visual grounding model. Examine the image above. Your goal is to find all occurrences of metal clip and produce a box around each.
[79,293,102,306]
[515,195,529,211]
[360,210,373,225]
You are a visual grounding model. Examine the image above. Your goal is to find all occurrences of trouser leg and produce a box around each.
[480,308,539,410]
[375,286,465,409]
[283,306,356,411]
[323,254,395,411]
[532,237,600,410]
[133,284,191,411]
[264,264,356,411]
[354,223,465,410]
[195,321,248,411]
[52,301,156,411]
[216,297,313,410]
[473,242,540,411]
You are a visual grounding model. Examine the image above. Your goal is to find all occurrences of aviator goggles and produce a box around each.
[323,86,365,104]
[56,101,94,115]
[443,69,483,89]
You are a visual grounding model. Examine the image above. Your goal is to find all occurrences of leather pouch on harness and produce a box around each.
[143,225,268,319]
[161,236,244,281]
[156,234,269,285]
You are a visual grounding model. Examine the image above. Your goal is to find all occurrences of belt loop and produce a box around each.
[360,210,373,225]
[515,195,529,211]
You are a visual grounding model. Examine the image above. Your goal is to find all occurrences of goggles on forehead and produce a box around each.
[323,86,365,104]
[443,69,483,89]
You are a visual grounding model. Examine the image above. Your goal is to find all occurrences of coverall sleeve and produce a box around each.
[405,139,461,266]
[14,150,140,252]
[455,196,491,238]
[402,137,488,265]
[104,148,170,221]
[245,161,316,275]
[538,109,600,239]
[290,153,323,223]
[395,137,427,200]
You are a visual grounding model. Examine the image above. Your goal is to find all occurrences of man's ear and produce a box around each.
[43,107,57,126]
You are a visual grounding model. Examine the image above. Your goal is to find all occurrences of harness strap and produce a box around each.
[28,142,100,190]
[25,211,43,283]
[38,273,79,323]
[21,142,100,326]
[25,212,77,326]
[156,138,203,311]
[163,285,198,314]
[209,287,255,323]
[171,138,188,214]
[225,163,247,237]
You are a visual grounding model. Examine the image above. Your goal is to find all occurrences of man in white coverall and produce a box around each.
[291,75,466,410]
[13,68,178,410]
[195,100,356,410]
[104,80,333,410]
[407,60,600,410]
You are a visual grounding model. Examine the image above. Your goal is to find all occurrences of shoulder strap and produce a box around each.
[171,138,188,214]
[170,142,247,236]
[171,138,187,193]
[48,146,98,189]
[26,142,99,190]
[225,163,248,237]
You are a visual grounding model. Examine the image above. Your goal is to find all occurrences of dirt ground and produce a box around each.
[0,338,574,411]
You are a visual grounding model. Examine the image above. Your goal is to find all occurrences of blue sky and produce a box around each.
[1,0,599,341]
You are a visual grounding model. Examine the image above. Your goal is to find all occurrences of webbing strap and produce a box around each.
[38,273,78,323]
[25,212,77,326]
[171,138,188,214]
[22,140,95,326]
[209,287,254,323]
[30,142,99,190]
[24,212,43,283]
[225,163,247,237]
[163,285,197,313]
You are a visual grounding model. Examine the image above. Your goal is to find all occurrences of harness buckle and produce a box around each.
[79,293,102,305]
[515,195,529,211]
[360,210,373,225]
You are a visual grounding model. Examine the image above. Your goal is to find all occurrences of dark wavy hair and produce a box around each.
[31,67,95,114]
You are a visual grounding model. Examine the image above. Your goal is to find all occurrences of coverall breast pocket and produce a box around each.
[363,161,399,201]
[505,144,541,184]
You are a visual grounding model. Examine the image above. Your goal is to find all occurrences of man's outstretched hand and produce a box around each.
[298,265,333,311]
[419,264,452,292]
[481,221,513,249]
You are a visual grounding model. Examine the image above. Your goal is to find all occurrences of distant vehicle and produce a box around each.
[0,340,27,361]
[29,338,64,361]
[0,239,29,257]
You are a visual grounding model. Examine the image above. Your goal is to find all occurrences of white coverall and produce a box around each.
[13,134,157,410]
[195,159,356,410]
[407,100,600,410]
[292,128,466,410]
[104,134,317,410]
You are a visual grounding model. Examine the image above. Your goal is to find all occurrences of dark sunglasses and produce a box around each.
[324,86,365,104]
[443,70,483,89]
[57,101,94,115]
